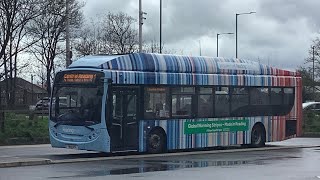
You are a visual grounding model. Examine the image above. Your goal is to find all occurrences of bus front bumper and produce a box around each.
[49,128,111,152]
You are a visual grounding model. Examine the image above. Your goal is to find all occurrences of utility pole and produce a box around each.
[160,0,162,53]
[139,0,142,52]
[31,75,34,104]
[199,40,202,56]
[65,0,71,67]
[313,46,315,99]
[139,0,146,53]
[217,34,219,57]
[236,14,238,58]
[0,86,2,109]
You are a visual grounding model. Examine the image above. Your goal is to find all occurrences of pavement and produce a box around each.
[0,137,319,168]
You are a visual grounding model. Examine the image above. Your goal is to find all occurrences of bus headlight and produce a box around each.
[88,131,99,140]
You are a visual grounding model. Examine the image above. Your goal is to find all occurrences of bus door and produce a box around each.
[110,87,139,151]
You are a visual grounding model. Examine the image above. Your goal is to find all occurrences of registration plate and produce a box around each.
[66,144,78,150]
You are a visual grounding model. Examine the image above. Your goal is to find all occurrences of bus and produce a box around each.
[49,53,302,153]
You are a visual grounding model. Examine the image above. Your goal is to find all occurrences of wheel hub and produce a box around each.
[150,134,160,148]
[252,129,261,144]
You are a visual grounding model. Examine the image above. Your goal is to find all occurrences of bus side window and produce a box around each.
[172,95,192,117]
[270,88,283,105]
[144,87,170,119]
[283,88,294,105]
[198,87,214,118]
[215,87,230,117]
[230,87,249,116]
[171,87,195,118]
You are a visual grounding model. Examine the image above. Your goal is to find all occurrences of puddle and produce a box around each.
[48,160,251,179]
[49,156,301,178]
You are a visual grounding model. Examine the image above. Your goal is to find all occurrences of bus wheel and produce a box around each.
[251,124,266,147]
[147,129,166,153]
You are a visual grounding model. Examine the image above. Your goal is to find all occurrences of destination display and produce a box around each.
[63,73,97,83]
[146,87,167,92]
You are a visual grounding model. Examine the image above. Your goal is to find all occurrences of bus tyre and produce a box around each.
[147,129,166,154]
[251,124,266,147]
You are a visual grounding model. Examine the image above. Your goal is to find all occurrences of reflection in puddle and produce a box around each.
[48,160,250,179]
[49,156,299,178]
[109,160,249,175]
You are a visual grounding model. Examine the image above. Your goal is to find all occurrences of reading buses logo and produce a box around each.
[62,128,76,134]
[184,120,249,134]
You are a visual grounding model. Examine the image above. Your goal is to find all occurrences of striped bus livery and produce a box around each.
[50,53,302,153]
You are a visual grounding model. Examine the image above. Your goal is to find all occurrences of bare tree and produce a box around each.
[144,40,162,53]
[143,39,178,54]
[0,0,42,107]
[304,38,320,86]
[74,12,138,56]
[28,0,83,95]
[104,12,138,54]
[74,18,106,56]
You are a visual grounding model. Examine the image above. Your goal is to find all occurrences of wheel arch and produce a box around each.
[252,122,266,135]
[148,126,167,141]
[251,122,267,145]
[147,126,167,152]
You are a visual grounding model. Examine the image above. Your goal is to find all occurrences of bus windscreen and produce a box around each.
[51,71,104,125]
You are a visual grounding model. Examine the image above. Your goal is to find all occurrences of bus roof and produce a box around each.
[69,53,297,76]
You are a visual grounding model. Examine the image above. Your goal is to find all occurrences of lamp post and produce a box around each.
[139,0,142,52]
[31,74,34,104]
[217,32,234,57]
[313,46,315,99]
[199,40,202,56]
[160,0,162,53]
[139,0,147,52]
[236,11,256,58]
[65,0,71,67]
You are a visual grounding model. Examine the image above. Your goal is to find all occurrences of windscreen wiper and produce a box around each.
[83,121,96,131]
[84,125,94,131]
[53,120,76,128]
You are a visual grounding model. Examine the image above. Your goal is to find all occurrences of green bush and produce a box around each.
[0,112,49,145]
[303,111,320,133]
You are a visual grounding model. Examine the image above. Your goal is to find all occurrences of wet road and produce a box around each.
[1,145,320,180]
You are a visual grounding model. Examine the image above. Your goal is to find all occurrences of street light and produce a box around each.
[236,11,256,58]
[139,0,147,53]
[160,0,162,53]
[313,46,315,99]
[217,32,234,57]
[66,0,71,67]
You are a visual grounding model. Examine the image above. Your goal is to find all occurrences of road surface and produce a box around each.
[0,138,319,180]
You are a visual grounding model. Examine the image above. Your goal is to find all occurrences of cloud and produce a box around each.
[81,0,319,69]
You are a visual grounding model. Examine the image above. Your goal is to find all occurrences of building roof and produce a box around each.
[69,53,297,76]
[0,77,47,94]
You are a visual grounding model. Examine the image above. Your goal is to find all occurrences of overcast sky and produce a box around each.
[81,0,320,70]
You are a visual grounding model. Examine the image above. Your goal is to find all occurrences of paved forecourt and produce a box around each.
[0,138,320,168]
